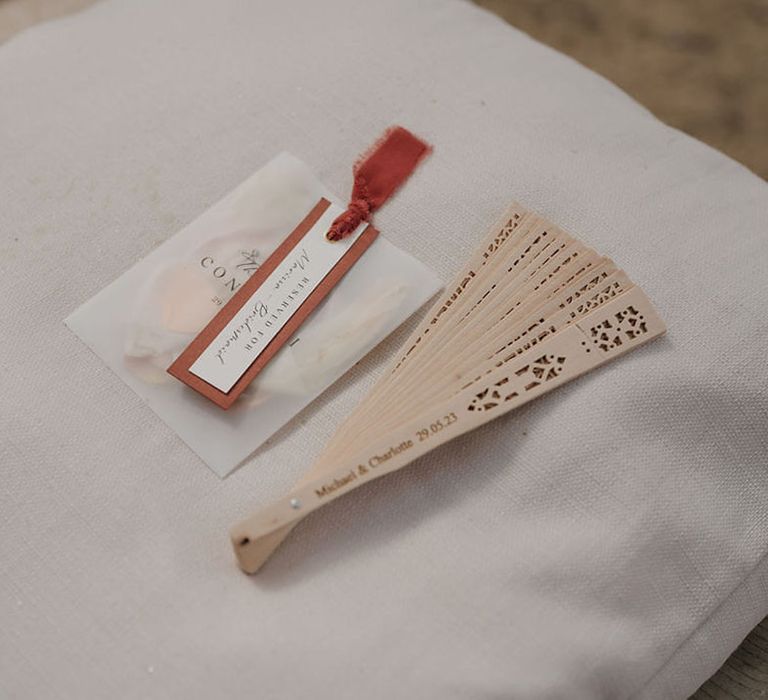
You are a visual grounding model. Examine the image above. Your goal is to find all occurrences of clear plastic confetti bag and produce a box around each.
[66,153,441,476]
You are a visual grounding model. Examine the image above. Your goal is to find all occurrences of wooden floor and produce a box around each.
[475,0,768,180]
[694,618,768,698]
[1,0,766,696]
[0,0,95,43]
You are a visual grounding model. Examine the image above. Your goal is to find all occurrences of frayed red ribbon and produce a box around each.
[327,126,431,241]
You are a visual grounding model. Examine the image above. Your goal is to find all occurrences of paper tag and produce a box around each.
[191,201,365,390]
[65,152,442,477]
[168,198,377,407]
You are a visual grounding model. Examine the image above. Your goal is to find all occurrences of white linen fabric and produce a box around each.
[1,1,767,698]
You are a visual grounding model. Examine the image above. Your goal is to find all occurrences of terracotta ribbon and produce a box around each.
[326,126,431,241]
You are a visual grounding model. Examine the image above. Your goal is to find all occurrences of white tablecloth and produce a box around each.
[1,1,767,698]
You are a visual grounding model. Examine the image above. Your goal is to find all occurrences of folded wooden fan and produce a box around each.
[231,204,666,573]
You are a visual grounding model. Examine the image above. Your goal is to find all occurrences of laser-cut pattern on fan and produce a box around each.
[571,280,624,318]
[559,271,610,309]
[484,215,521,260]
[516,354,566,391]
[492,277,624,370]
[590,305,648,352]
[394,211,527,372]
[467,385,504,412]
[468,354,566,412]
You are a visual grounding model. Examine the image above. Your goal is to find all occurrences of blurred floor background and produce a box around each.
[1,0,765,178]
[475,0,768,180]
[1,0,766,697]
[0,0,94,42]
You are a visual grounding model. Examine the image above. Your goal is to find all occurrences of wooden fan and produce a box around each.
[231,204,667,573]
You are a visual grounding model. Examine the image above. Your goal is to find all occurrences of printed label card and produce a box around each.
[167,197,379,408]
[66,149,441,477]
